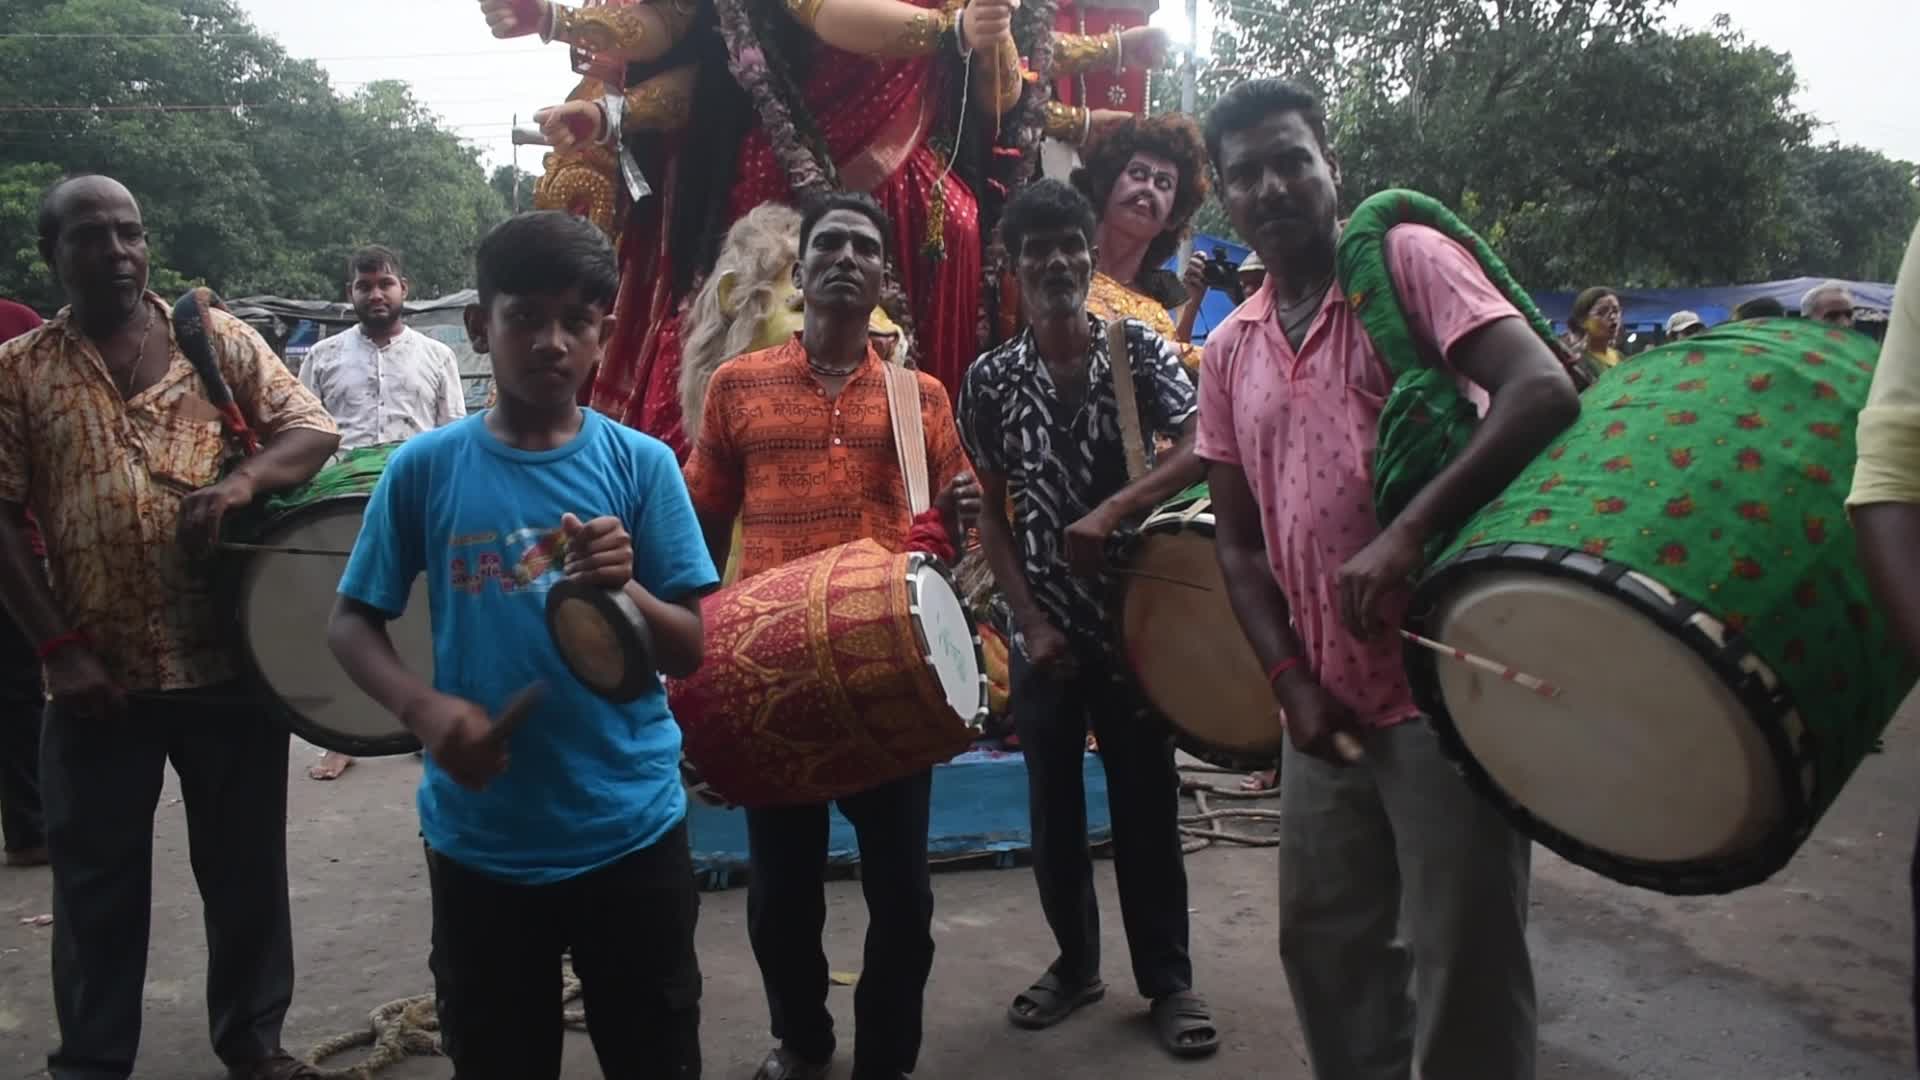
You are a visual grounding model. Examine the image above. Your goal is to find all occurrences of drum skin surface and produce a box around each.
[1120,484,1282,771]
[1409,319,1916,894]
[228,445,428,756]
[667,539,985,809]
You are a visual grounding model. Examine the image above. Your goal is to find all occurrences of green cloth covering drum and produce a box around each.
[1411,318,1917,893]
[260,444,397,517]
[1334,189,1564,550]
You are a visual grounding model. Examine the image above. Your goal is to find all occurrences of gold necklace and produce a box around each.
[110,303,155,400]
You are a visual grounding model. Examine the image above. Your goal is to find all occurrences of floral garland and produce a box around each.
[711,0,837,198]
[976,0,1057,346]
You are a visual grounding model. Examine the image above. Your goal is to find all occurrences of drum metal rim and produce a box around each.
[544,578,658,704]
[904,552,989,729]
[1407,540,1813,896]
[227,494,422,758]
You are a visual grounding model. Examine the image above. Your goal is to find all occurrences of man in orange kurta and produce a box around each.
[683,194,972,1080]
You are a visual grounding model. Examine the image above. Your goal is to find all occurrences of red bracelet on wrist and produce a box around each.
[35,630,89,661]
[1266,656,1303,687]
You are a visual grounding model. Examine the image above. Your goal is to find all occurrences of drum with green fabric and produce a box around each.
[224,444,427,757]
[1116,483,1284,771]
[1335,188,1571,549]
[1405,320,1916,894]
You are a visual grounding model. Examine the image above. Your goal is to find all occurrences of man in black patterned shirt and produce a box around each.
[958,179,1215,1059]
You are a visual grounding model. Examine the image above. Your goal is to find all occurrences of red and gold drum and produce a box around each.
[668,539,987,808]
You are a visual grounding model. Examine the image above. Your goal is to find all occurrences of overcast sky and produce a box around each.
[233,0,1920,172]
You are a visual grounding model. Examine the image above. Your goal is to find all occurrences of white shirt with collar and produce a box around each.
[299,322,467,449]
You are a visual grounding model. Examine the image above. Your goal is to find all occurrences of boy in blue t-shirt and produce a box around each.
[328,211,717,1079]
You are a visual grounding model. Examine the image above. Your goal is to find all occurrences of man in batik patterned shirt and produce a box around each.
[960,179,1216,1059]
[0,174,338,1080]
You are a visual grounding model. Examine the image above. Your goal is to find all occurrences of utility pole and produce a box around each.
[1176,0,1199,272]
[511,113,521,212]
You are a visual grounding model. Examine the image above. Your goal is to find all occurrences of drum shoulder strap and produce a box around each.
[1106,318,1148,483]
[882,362,931,516]
[171,288,260,458]
[1334,188,1570,378]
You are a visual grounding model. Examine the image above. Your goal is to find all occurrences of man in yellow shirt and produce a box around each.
[1845,219,1920,1067]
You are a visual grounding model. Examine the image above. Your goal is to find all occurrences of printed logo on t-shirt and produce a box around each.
[449,524,568,596]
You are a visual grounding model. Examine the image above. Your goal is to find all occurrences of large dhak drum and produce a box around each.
[225,445,430,756]
[667,539,987,808]
[1118,484,1284,771]
[1407,320,1915,895]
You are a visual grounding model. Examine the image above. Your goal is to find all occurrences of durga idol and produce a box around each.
[480,0,1163,456]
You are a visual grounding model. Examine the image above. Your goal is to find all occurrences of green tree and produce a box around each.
[1159,1,1918,287]
[0,0,505,311]
[1774,142,1920,283]
[0,163,67,310]
[490,165,540,215]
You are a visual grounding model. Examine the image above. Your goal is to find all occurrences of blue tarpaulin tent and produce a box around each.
[1530,278,1895,332]
[1164,233,1894,344]
[1166,233,1249,344]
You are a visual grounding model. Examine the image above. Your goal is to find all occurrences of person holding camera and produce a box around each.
[1176,250,1265,347]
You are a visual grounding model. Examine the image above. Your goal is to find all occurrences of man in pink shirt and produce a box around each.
[1195,80,1579,1080]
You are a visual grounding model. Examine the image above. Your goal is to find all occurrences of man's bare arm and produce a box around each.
[227,427,340,498]
[1387,318,1579,548]
[1097,418,1205,520]
[1855,503,1920,664]
[0,503,65,643]
[974,468,1048,632]
[1207,461,1305,671]
[623,585,706,679]
[327,596,435,720]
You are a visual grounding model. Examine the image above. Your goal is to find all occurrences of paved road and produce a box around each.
[1,702,1913,1079]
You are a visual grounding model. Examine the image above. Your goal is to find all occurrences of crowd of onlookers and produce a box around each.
[1560,279,1866,383]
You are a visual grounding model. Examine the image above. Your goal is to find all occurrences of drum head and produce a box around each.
[545,579,657,704]
[238,500,427,756]
[907,560,986,725]
[1122,530,1282,767]
[1427,570,1785,867]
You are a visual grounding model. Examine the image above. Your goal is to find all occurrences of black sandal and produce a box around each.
[1007,971,1107,1030]
[1151,990,1220,1058]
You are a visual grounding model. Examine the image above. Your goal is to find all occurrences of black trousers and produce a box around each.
[0,609,41,855]
[1011,648,1192,1000]
[426,822,703,1080]
[41,683,295,1080]
[745,769,935,1080]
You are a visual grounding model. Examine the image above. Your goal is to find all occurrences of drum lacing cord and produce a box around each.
[1178,770,1283,852]
[302,961,588,1077]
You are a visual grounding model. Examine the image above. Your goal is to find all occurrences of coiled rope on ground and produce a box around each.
[1177,764,1283,853]
[303,964,588,1078]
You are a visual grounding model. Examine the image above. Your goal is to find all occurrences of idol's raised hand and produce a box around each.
[1119,25,1171,67]
[481,0,550,39]
[961,0,1019,50]
[533,101,603,152]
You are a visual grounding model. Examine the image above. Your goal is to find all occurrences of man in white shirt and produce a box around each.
[298,245,465,780]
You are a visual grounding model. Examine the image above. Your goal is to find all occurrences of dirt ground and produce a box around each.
[1,699,1914,1080]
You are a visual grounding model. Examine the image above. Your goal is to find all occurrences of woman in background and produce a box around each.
[1566,286,1623,384]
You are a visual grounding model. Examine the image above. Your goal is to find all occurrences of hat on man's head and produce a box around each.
[1239,252,1264,274]
[1664,310,1703,336]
